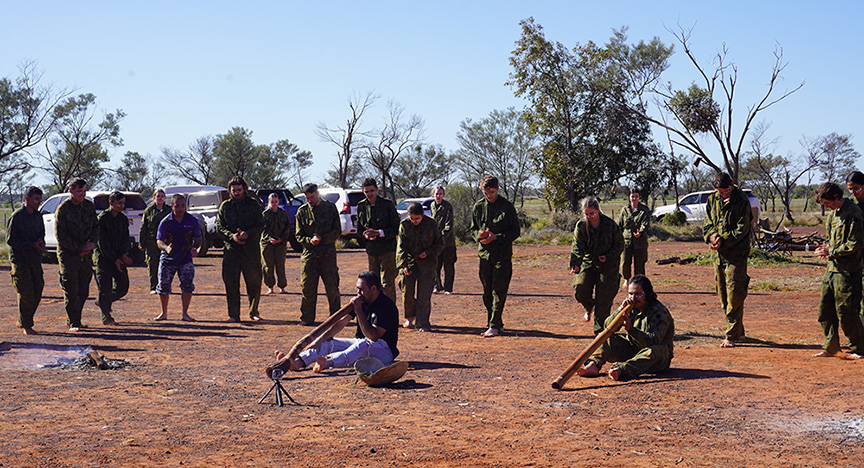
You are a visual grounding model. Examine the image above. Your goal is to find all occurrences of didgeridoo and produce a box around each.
[551,303,633,390]
[265,296,359,378]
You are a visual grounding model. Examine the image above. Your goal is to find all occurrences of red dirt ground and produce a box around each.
[2,230,863,467]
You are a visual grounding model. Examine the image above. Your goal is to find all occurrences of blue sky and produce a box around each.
[3,1,861,188]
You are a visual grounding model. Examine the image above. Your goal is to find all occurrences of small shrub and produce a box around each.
[661,210,687,226]
[551,210,580,232]
[530,217,552,231]
[648,223,702,242]
[748,247,793,265]
[517,209,538,231]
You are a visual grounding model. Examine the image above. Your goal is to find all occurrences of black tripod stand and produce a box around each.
[258,369,298,407]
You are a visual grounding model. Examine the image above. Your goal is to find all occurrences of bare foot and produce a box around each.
[577,361,600,377]
[289,358,306,371]
[181,314,195,322]
[480,327,500,338]
[22,327,37,335]
[312,356,331,373]
[153,313,168,321]
[609,367,624,381]
[720,339,736,348]
[274,351,286,361]
[402,319,415,329]
[813,351,835,357]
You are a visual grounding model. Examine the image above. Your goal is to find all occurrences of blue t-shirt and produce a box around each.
[157,213,202,266]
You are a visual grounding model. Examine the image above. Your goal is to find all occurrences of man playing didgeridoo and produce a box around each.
[577,275,674,381]
[277,271,400,372]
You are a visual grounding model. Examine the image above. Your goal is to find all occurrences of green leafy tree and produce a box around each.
[508,19,664,211]
[391,144,452,198]
[211,128,312,188]
[39,93,124,193]
[212,127,261,186]
[444,182,477,243]
[455,107,536,208]
[113,151,164,194]
[1,166,33,207]
[814,133,859,185]
[270,139,312,189]
[0,61,72,166]
[324,161,367,189]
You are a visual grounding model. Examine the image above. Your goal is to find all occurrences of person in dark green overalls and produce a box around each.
[7,186,48,335]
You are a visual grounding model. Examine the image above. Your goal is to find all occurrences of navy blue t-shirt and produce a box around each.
[157,213,202,266]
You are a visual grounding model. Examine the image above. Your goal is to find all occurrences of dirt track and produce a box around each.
[1,236,863,467]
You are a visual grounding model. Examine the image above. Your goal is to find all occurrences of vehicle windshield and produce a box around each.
[93,195,146,211]
[347,192,365,206]
[679,194,699,205]
[321,193,340,204]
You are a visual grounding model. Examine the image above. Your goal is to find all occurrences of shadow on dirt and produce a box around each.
[675,331,821,350]
[408,360,479,371]
[384,379,433,390]
[430,325,587,340]
[559,367,770,392]
[47,323,247,341]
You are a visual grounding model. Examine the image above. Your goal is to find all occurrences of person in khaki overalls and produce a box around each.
[296,183,342,326]
[703,172,752,348]
[140,189,171,293]
[471,176,520,338]
[216,175,264,322]
[813,182,864,359]
[431,186,457,294]
[7,186,48,335]
[261,192,290,295]
[571,196,624,336]
[618,188,651,282]
[397,202,444,331]
[56,178,98,332]
[357,178,401,303]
